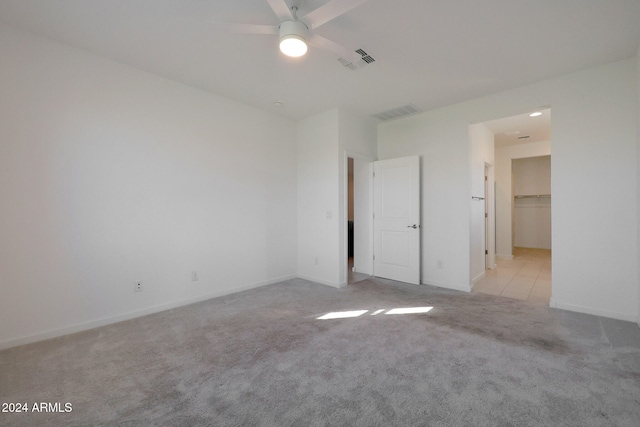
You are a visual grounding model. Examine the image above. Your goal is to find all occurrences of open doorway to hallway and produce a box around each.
[475,109,552,304]
[347,156,372,284]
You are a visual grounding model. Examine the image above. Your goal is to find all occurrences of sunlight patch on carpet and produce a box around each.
[317,310,368,320]
[318,307,433,319]
[386,307,433,315]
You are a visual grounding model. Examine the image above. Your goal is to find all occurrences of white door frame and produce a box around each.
[341,150,375,285]
[485,162,496,269]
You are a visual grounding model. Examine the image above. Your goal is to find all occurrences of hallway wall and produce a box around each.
[495,141,551,257]
[513,156,552,249]
[469,123,495,283]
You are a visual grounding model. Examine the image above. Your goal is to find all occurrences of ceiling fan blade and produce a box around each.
[307,34,359,62]
[211,23,278,35]
[267,0,293,21]
[302,0,370,29]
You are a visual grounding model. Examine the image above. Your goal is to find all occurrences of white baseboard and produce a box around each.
[297,274,344,289]
[471,271,486,285]
[0,274,296,351]
[550,298,637,323]
[422,279,471,293]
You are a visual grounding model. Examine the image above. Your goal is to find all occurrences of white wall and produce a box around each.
[637,45,640,328]
[377,111,473,292]
[495,141,551,257]
[0,26,297,349]
[469,123,495,284]
[513,156,552,195]
[297,109,341,286]
[296,108,376,287]
[513,156,552,249]
[379,58,638,321]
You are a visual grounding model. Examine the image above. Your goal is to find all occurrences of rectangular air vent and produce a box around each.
[338,48,376,70]
[371,104,422,121]
[355,49,375,63]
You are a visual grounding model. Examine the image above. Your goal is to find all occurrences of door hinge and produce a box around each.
[373,254,376,260]
[485,250,488,255]
[485,212,488,218]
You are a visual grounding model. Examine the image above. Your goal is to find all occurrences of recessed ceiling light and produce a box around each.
[529,111,543,117]
[273,102,283,107]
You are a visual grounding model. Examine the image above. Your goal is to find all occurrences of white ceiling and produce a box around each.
[485,109,551,147]
[1,0,639,121]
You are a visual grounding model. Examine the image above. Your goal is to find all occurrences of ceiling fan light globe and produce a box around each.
[280,35,307,57]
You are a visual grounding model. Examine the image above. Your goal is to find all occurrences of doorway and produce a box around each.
[347,156,373,284]
[474,108,552,304]
[345,155,421,285]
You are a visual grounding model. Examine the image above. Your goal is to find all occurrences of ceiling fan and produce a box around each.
[214,0,370,61]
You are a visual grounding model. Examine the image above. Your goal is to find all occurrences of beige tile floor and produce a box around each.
[473,247,552,305]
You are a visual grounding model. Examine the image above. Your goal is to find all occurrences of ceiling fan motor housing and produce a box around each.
[279,20,308,41]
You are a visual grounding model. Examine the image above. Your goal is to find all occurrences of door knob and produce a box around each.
[407,224,419,229]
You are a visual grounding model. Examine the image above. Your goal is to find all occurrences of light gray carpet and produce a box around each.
[1,277,640,426]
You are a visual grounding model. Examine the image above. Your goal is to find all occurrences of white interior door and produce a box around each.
[373,156,420,284]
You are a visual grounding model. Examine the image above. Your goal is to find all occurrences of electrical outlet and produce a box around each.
[191,271,199,281]
[134,281,143,292]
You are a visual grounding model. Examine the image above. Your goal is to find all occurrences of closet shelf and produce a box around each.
[514,194,551,199]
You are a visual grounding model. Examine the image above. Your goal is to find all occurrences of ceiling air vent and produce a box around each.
[338,48,376,70]
[371,104,422,121]
[355,49,375,63]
